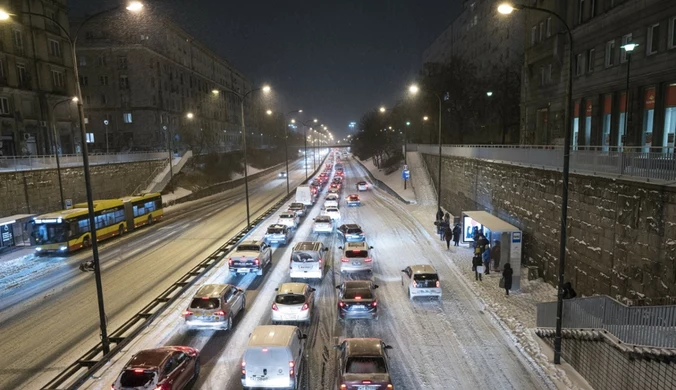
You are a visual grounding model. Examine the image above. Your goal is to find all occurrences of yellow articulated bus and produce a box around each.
[32,193,163,254]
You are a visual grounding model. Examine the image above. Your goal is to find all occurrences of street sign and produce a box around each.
[65,199,73,209]
[403,164,408,171]
[402,169,410,180]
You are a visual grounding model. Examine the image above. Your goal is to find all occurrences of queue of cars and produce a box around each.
[112,151,422,390]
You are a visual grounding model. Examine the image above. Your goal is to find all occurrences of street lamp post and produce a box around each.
[283,109,302,195]
[621,43,637,151]
[409,84,443,211]
[499,2,574,365]
[1,1,146,355]
[300,119,318,179]
[50,97,78,210]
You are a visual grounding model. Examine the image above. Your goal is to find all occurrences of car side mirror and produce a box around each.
[310,287,316,292]
[300,334,308,340]
[332,345,340,350]
[274,288,279,291]
[400,270,406,273]
[338,246,343,250]
[369,246,374,249]
[374,284,379,289]
[324,247,329,251]
[312,218,316,221]
[335,285,341,289]
[384,345,393,350]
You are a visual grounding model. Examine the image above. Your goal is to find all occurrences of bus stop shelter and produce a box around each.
[0,214,35,252]
[461,211,523,290]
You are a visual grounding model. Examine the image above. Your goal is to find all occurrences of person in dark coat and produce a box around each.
[452,224,461,246]
[502,263,513,295]
[491,240,501,270]
[471,226,480,247]
[443,225,453,249]
[435,208,444,223]
[438,221,448,240]
[472,254,483,281]
[443,212,450,226]
[477,233,489,255]
[562,282,577,299]
[482,245,491,275]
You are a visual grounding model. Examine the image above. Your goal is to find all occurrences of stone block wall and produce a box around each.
[0,160,167,217]
[422,153,676,301]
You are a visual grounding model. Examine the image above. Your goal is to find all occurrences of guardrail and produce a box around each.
[536,296,676,348]
[413,144,676,183]
[42,152,329,390]
[0,151,171,172]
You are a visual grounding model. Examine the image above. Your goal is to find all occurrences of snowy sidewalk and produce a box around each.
[356,157,416,203]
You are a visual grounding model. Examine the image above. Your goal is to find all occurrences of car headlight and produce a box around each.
[59,246,68,251]
[36,247,42,251]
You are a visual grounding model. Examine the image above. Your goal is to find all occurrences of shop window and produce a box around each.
[662,84,676,153]
[617,92,627,149]
[642,88,656,152]
[602,95,612,151]
[573,102,580,150]
[584,101,593,147]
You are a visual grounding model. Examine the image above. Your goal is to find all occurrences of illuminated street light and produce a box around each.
[186,112,194,119]
[406,121,411,126]
[379,106,386,113]
[497,3,516,14]
[212,89,220,95]
[291,119,296,124]
[621,43,638,52]
[266,109,273,115]
[72,96,79,102]
[0,9,10,20]
[262,85,271,93]
[126,1,144,12]
[423,116,429,121]
[409,84,420,95]
[486,91,493,97]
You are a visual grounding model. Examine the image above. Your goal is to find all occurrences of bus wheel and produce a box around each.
[118,225,124,236]
[147,216,153,226]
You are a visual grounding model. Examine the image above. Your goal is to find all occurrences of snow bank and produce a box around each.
[358,157,416,202]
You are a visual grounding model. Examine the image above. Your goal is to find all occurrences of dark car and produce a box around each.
[337,280,379,320]
[334,338,393,390]
[112,346,200,390]
[337,224,365,243]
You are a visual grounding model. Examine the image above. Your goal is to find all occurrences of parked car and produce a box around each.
[401,264,442,300]
[264,224,292,245]
[182,284,245,330]
[346,194,361,207]
[112,346,200,390]
[334,338,394,390]
[241,325,307,390]
[288,202,307,218]
[277,211,300,229]
[336,280,379,320]
[337,224,365,243]
[357,181,369,191]
[312,215,334,234]
[322,206,341,221]
[228,240,272,276]
[339,241,374,274]
[272,283,316,324]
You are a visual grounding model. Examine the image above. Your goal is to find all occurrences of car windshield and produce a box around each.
[267,227,284,234]
[347,228,363,234]
[315,217,331,223]
[343,287,373,300]
[280,214,294,218]
[348,196,359,200]
[327,208,338,213]
[237,245,260,252]
[345,250,368,258]
[275,294,306,305]
[292,252,317,263]
[190,298,220,309]
[413,273,439,287]
[119,370,157,387]
[290,204,302,209]
[345,357,387,374]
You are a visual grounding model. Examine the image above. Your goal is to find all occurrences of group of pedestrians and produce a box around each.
[436,209,461,249]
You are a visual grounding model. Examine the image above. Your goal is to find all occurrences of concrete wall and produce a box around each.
[0,159,167,217]
[422,153,676,301]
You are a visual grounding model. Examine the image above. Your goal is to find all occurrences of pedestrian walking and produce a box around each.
[436,208,444,223]
[472,254,483,281]
[501,263,513,295]
[562,282,577,299]
[452,223,461,246]
[482,245,491,275]
[443,212,451,226]
[491,240,501,270]
[443,225,453,249]
[438,221,448,240]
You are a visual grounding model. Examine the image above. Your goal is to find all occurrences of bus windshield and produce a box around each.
[33,222,71,244]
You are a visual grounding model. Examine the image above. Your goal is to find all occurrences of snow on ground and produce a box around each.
[161,186,192,204]
[406,151,437,206]
[0,249,66,292]
[358,157,416,203]
[229,164,270,180]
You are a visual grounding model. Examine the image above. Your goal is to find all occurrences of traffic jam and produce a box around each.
[103,151,445,390]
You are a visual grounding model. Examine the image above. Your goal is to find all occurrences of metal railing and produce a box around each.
[413,144,676,183]
[0,151,171,172]
[537,296,676,348]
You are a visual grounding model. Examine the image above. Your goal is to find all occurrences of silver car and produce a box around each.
[271,283,316,324]
[183,284,245,330]
[312,215,334,234]
[401,264,442,300]
[339,241,374,274]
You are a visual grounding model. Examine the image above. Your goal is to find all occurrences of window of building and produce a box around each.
[590,0,597,18]
[118,56,128,69]
[100,75,109,86]
[150,77,155,88]
[0,60,5,79]
[546,17,552,37]
[576,53,584,76]
[123,113,132,123]
[79,75,88,86]
[121,95,129,107]
[12,30,23,50]
[84,116,89,124]
[573,102,580,150]
[605,40,615,67]
[540,67,545,86]
[547,64,552,83]
[539,21,544,41]
[48,39,61,57]
[531,26,537,45]
[642,87,656,152]
[85,31,93,39]
[602,95,612,151]
[84,95,91,105]
[101,94,108,105]
[79,56,87,66]
[578,0,585,24]
[120,75,129,89]
[621,34,632,62]
[0,97,9,114]
[98,55,107,66]
[16,64,27,85]
[670,17,676,49]
[86,133,95,143]
[647,24,660,55]
[587,48,595,72]
[663,84,676,153]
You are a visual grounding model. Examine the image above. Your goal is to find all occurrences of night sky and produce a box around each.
[70,1,461,139]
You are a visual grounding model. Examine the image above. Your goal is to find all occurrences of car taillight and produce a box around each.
[228,258,233,265]
[182,309,193,317]
[241,360,246,376]
[413,281,418,288]
[362,380,372,384]
[354,296,362,300]
[214,310,226,316]
[341,258,349,262]
[339,384,347,390]
[254,258,260,265]
[387,384,394,389]
[154,384,169,390]
[338,301,345,308]
[436,280,440,288]
[289,360,295,376]
[364,257,372,262]
[319,258,323,265]
[272,303,279,311]
[301,303,309,311]
[372,300,378,307]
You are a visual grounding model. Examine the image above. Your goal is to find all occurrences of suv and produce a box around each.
[336,280,379,320]
[334,338,394,390]
[401,264,442,300]
[228,240,272,276]
[337,224,365,243]
[272,282,316,324]
[112,346,200,390]
[288,202,307,218]
[264,224,292,246]
[277,212,300,229]
[182,284,245,330]
[339,241,374,274]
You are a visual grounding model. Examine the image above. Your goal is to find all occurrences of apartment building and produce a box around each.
[0,0,77,156]
[73,10,253,153]
[522,0,676,151]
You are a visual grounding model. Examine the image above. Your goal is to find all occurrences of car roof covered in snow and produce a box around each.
[344,338,385,357]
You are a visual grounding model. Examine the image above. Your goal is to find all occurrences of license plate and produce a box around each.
[252,376,267,381]
[357,386,377,390]
[352,261,361,265]
[271,240,278,243]
[238,268,249,273]
[353,305,365,310]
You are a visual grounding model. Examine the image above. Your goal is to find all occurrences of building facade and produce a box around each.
[0,0,77,156]
[522,0,676,151]
[74,11,253,153]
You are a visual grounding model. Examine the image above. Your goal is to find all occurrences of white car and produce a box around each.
[324,198,339,209]
[323,207,341,221]
[401,264,442,300]
[271,283,315,324]
[277,212,299,229]
[357,181,370,191]
[312,215,334,234]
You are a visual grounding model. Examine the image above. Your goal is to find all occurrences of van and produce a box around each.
[241,325,307,390]
[290,241,328,280]
[295,185,314,206]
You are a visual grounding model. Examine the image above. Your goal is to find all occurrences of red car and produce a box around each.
[112,346,200,390]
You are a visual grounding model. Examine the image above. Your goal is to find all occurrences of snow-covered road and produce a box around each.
[78,155,553,390]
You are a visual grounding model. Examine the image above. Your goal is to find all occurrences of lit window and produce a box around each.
[123,113,133,123]
[86,133,95,143]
